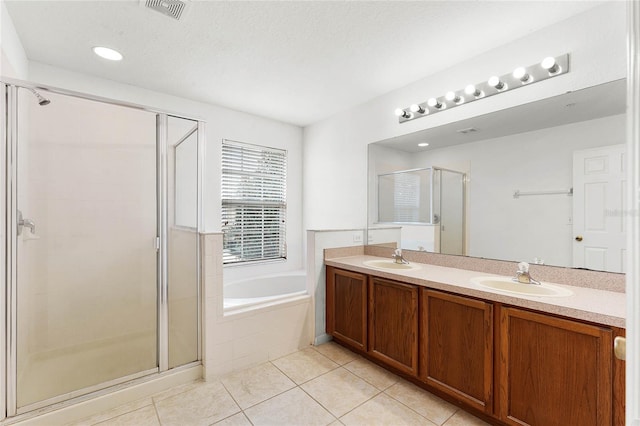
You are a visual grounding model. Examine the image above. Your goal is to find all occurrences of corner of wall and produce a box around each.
[1,0,29,79]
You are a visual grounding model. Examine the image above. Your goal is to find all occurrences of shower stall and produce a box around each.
[1,80,204,418]
[375,167,466,255]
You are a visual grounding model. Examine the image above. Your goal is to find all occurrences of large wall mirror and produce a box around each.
[367,79,626,273]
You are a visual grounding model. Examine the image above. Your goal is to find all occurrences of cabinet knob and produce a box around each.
[575,235,583,242]
[614,336,626,361]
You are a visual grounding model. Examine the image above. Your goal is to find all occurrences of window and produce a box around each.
[221,140,287,264]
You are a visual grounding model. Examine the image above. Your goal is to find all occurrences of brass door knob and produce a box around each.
[575,235,583,242]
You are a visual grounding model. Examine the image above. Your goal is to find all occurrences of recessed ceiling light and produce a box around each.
[418,142,429,147]
[93,46,123,61]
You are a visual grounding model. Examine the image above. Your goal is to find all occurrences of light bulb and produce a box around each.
[541,56,560,74]
[464,84,480,97]
[417,142,429,147]
[410,104,425,114]
[488,76,506,90]
[513,67,531,82]
[93,46,123,61]
[445,91,463,104]
[427,98,442,109]
[394,108,412,119]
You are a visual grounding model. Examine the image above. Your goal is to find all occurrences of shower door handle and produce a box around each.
[17,210,36,236]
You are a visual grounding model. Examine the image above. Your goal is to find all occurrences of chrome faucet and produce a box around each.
[392,248,409,264]
[513,262,540,285]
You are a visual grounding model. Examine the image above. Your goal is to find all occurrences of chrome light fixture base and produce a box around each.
[396,53,570,123]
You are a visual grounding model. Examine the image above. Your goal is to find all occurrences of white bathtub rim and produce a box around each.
[223,269,307,287]
[222,293,310,318]
[223,269,308,313]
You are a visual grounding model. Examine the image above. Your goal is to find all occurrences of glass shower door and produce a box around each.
[437,170,466,256]
[12,88,159,411]
[167,115,200,368]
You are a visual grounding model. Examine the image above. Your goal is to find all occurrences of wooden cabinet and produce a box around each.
[420,289,493,414]
[499,307,613,426]
[368,277,419,375]
[325,267,623,425]
[326,266,368,351]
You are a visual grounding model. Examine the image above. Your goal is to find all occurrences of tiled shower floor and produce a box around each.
[70,342,490,426]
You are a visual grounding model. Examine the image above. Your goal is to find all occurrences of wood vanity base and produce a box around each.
[326,266,625,426]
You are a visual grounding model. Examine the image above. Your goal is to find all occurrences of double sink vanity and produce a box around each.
[325,248,625,426]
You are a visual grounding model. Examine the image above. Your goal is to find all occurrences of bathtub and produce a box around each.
[223,270,308,311]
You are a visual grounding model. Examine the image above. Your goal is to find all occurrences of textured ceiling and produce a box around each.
[5,0,604,126]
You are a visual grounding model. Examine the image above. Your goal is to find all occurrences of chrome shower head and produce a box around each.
[27,88,51,106]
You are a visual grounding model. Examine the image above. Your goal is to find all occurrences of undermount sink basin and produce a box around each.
[362,259,421,271]
[471,276,573,297]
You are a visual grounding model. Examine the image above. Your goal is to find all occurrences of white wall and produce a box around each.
[302,2,627,233]
[27,62,304,281]
[0,0,28,79]
[415,113,626,267]
[307,229,365,344]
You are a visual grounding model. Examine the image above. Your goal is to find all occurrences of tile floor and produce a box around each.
[70,342,491,426]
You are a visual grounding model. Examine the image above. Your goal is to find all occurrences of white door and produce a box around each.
[572,144,626,272]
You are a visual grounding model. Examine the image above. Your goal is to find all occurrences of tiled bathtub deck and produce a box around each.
[69,342,489,426]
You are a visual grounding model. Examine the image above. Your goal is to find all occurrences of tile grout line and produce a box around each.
[269,354,342,387]
[294,373,353,423]
[301,346,397,423]
[380,386,448,426]
[317,344,483,426]
[439,408,461,426]
[266,360,342,422]
[293,385,340,425]
[151,398,162,426]
[266,352,383,425]
[217,380,247,423]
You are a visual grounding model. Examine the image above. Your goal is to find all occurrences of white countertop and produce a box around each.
[325,255,626,328]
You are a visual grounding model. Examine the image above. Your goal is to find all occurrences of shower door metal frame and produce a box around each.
[432,167,468,256]
[0,82,4,422]
[375,166,436,225]
[1,78,204,419]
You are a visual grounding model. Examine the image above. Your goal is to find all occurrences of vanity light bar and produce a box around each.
[396,54,570,123]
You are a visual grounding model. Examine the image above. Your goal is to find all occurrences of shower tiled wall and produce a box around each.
[201,233,312,380]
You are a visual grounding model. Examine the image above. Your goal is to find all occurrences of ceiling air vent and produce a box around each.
[144,0,188,20]
[456,127,478,134]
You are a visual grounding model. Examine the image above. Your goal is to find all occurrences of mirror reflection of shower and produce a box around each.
[375,166,466,256]
[27,87,51,106]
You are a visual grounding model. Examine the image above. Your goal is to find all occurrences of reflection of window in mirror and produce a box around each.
[378,168,432,224]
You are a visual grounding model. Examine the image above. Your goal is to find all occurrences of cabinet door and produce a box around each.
[326,266,368,351]
[368,277,419,376]
[499,307,612,426]
[420,290,493,414]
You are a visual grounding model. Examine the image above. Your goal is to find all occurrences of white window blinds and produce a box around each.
[221,140,287,264]
[393,172,421,222]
